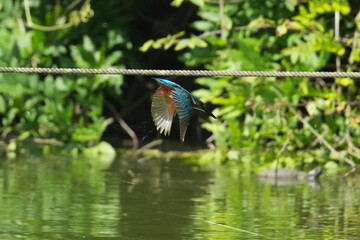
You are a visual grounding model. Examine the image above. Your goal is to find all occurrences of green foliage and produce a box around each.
[0,0,126,151]
[140,31,208,52]
[143,0,360,169]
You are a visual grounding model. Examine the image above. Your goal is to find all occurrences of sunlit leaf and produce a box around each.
[190,0,204,7]
[68,10,81,26]
[192,21,214,31]
[335,77,354,87]
[83,35,95,52]
[139,40,155,52]
[222,16,232,30]
[306,102,319,116]
[44,75,55,97]
[285,0,298,11]
[336,101,346,113]
[276,25,288,37]
[173,31,186,38]
[191,36,208,48]
[170,0,184,7]
[175,39,190,51]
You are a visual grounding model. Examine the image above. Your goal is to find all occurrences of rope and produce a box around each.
[0,67,360,78]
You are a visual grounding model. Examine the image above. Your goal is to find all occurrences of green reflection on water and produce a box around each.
[0,154,359,240]
[191,167,360,240]
[0,155,121,239]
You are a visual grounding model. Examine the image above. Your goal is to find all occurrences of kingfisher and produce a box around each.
[151,77,216,142]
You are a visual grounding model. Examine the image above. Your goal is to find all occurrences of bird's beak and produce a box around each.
[193,104,217,119]
[205,107,217,119]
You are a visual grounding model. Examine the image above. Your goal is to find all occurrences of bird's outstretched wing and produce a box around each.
[172,87,193,142]
[151,88,175,136]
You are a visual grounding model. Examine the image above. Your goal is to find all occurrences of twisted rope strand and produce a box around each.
[0,67,360,78]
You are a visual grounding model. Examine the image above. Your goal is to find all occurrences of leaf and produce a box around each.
[173,31,185,38]
[227,150,239,161]
[190,0,204,6]
[170,0,184,7]
[285,0,298,12]
[336,101,346,113]
[222,16,233,30]
[306,101,319,116]
[83,35,95,52]
[324,161,339,174]
[83,141,116,160]
[68,10,81,26]
[55,77,67,91]
[72,118,108,142]
[7,108,18,125]
[340,3,350,15]
[164,38,175,50]
[356,19,360,30]
[335,77,354,87]
[191,21,214,31]
[175,39,190,51]
[0,95,5,113]
[350,49,360,63]
[337,47,345,56]
[299,5,309,17]
[19,131,31,140]
[276,25,288,37]
[299,80,309,95]
[152,38,166,49]
[139,39,155,52]
[109,33,124,50]
[44,75,55,97]
[191,35,208,48]
[198,9,219,23]
[103,51,122,66]
[72,127,100,142]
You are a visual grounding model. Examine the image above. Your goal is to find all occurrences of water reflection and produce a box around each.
[191,168,360,240]
[0,154,359,240]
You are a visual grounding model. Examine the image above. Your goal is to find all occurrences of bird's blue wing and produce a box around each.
[151,88,175,136]
[172,87,193,142]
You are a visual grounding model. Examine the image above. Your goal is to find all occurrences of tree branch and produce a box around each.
[104,100,139,150]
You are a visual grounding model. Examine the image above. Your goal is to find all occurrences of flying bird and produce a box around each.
[151,77,216,142]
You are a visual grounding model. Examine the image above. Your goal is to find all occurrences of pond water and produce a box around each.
[0,153,359,240]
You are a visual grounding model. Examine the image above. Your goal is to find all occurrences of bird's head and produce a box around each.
[191,95,217,119]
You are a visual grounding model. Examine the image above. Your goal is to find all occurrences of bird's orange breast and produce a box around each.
[158,85,173,99]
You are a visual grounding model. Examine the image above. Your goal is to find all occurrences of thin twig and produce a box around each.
[343,156,357,177]
[275,134,290,179]
[157,210,272,238]
[66,0,83,12]
[205,134,216,149]
[219,0,226,40]
[135,139,162,155]
[348,141,360,156]
[205,220,271,238]
[344,114,360,156]
[32,138,65,146]
[23,0,72,31]
[104,100,139,150]
[334,11,341,71]
[310,128,328,147]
